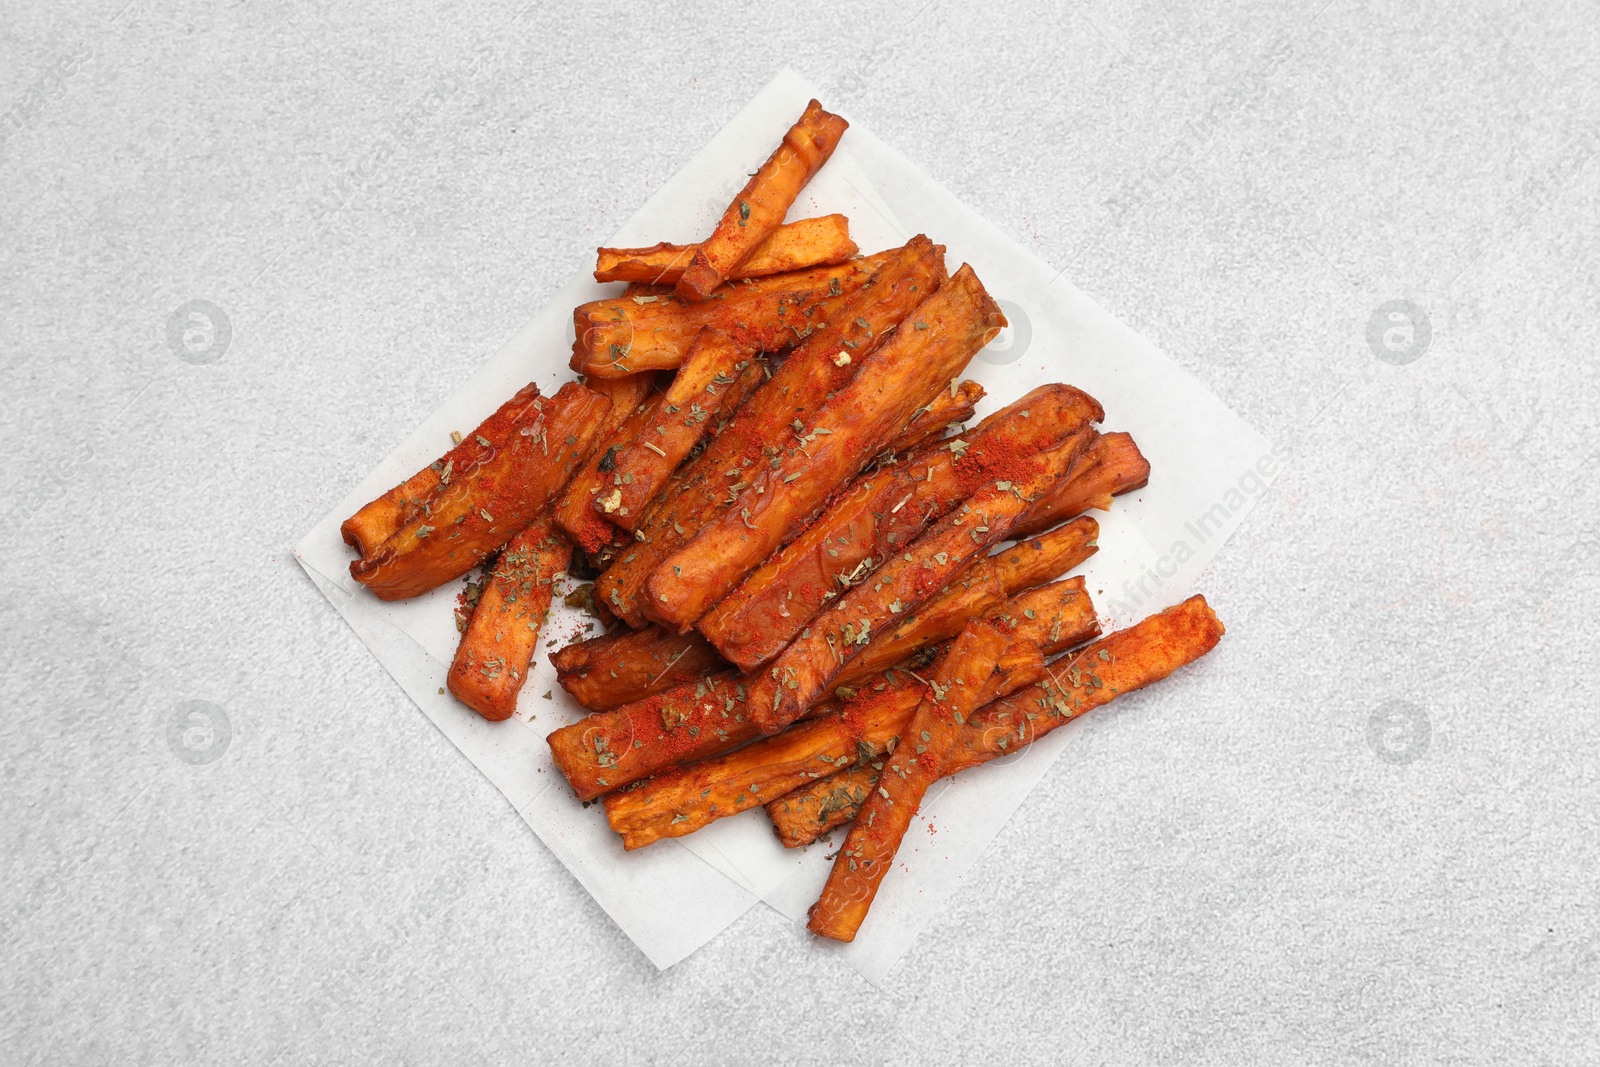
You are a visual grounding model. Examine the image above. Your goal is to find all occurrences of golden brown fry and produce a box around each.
[594,236,946,627]
[446,516,570,721]
[550,625,727,711]
[595,329,760,531]
[550,375,668,557]
[595,215,857,286]
[770,595,1225,847]
[808,621,1020,941]
[350,382,610,601]
[602,629,1042,850]
[341,383,544,558]
[675,101,849,302]
[645,264,1007,632]
[696,386,1101,671]
[573,253,889,378]
[748,431,1094,734]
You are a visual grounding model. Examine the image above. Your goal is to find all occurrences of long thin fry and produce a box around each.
[550,625,726,711]
[675,100,849,302]
[595,329,760,531]
[351,382,610,601]
[696,384,1101,671]
[748,431,1094,734]
[769,595,1225,848]
[645,264,1007,632]
[594,236,946,627]
[594,215,856,285]
[446,516,570,721]
[1013,430,1150,538]
[573,253,889,378]
[878,379,984,458]
[807,620,1020,941]
[603,634,1042,850]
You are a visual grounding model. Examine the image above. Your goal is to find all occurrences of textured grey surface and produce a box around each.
[2,1,1597,1063]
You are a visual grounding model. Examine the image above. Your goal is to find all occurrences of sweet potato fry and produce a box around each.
[878,379,985,458]
[1014,430,1150,538]
[550,625,726,711]
[748,430,1094,734]
[594,236,946,627]
[350,382,610,601]
[645,264,1008,632]
[446,516,570,721]
[341,383,545,558]
[603,628,1043,850]
[594,215,857,286]
[675,100,849,302]
[552,571,1096,802]
[696,385,1101,671]
[594,328,760,531]
[769,595,1224,847]
[833,517,1100,689]
[808,620,1020,941]
[572,252,891,378]
[550,375,668,556]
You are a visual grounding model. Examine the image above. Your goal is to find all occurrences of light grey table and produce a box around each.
[3,2,1596,1063]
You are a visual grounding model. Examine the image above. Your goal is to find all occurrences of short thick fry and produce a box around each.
[645,264,1007,631]
[769,595,1225,847]
[550,625,726,711]
[594,329,760,531]
[350,382,610,601]
[573,252,889,378]
[748,432,1093,734]
[675,100,849,302]
[341,383,544,558]
[808,621,1019,941]
[594,236,946,627]
[546,670,748,802]
[446,516,570,721]
[603,630,1043,850]
[594,215,856,285]
[696,385,1101,671]
[550,374,666,556]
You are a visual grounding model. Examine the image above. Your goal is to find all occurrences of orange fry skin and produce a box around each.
[446,516,570,722]
[551,374,667,557]
[675,100,849,303]
[878,379,984,457]
[645,263,1007,632]
[350,382,610,601]
[341,382,544,558]
[808,620,1021,941]
[595,329,761,531]
[836,518,1100,690]
[550,625,727,711]
[602,635,1044,850]
[1014,430,1151,538]
[595,215,856,286]
[697,385,1101,671]
[594,236,946,627]
[748,431,1094,734]
[770,595,1224,847]
[572,253,888,378]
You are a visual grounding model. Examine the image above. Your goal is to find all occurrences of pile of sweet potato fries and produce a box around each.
[341,100,1226,943]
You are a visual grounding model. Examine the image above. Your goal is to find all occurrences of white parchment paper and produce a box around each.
[294,68,1274,978]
